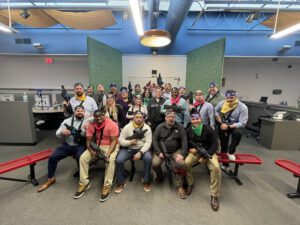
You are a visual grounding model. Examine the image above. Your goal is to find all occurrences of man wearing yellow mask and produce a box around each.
[67,83,98,117]
[215,90,248,169]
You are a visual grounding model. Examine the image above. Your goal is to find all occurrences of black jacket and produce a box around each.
[147,97,165,128]
[186,124,218,156]
[152,122,187,156]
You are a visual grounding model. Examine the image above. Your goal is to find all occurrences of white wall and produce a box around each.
[0,55,88,89]
[223,58,300,107]
[122,55,187,88]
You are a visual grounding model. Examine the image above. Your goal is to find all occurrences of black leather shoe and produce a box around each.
[185,185,193,196]
[211,196,219,211]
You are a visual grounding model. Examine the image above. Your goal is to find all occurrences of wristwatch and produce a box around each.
[139,150,143,156]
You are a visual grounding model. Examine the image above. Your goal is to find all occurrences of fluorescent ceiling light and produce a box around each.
[129,0,144,36]
[0,22,19,33]
[270,23,300,39]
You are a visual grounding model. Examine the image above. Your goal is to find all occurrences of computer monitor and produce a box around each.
[259,96,268,103]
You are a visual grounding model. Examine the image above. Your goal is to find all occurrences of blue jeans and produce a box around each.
[48,143,85,178]
[115,148,152,185]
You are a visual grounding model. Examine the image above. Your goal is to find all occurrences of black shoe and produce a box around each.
[100,186,111,202]
[153,177,164,186]
[185,185,193,196]
[73,170,79,178]
[211,196,219,211]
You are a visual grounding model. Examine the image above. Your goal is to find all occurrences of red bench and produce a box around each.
[217,153,263,185]
[275,159,300,198]
[0,149,53,186]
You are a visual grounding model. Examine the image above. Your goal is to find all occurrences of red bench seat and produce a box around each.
[0,149,53,186]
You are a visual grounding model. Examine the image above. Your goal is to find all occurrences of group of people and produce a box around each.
[37,81,249,212]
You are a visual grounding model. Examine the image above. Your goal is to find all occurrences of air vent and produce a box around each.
[15,38,32,44]
[295,41,300,46]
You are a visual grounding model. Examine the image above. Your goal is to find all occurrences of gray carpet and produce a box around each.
[0,131,299,225]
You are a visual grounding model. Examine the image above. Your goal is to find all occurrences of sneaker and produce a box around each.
[73,182,90,199]
[115,181,127,194]
[143,183,151,192]
[100,186,111,202]
[228,154,236,161]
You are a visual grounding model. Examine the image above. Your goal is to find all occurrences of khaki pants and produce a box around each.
[152,150,184,188]
[79,145,119,187]
[185,153,221,197]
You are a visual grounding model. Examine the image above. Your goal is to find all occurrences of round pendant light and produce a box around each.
[140,29,171,48]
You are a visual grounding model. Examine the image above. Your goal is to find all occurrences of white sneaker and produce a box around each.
[228,154,236,161]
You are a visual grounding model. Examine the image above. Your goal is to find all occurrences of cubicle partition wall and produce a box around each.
[0,101,37,144]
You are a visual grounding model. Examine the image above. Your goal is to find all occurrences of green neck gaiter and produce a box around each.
[192,123,203,137]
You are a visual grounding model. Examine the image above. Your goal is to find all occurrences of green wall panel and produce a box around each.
[88,37,122,90]
[186,38,225,93]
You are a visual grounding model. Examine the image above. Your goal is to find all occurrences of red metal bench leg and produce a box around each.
[29,163,39,186]
[287,177,300,199]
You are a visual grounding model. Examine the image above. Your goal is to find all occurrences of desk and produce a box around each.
[259,118,300,150]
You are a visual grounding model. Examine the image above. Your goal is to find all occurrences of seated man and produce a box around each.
[115,111,152,193]
[37,105,87,192]
[185,113,221,211]
[74,107,119,202]
[152,110,188,199]
[215,90,248,167]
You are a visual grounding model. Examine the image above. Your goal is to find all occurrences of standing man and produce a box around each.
[115,111,152,193]
[64,83,98,117]
[162,83,172,100]
[109,83,119,99]
[147,87,165,131]
[95,83,107,108]
[38,105,87,192]
[190,90,215,129]
[86,85,95,97]
[161,87,190,128]
[116,87,133,128]
[185,113,221,211]
[205,81,226,107]
[74,107,119,202]
[215,90,248,165]
[152,110,188,199]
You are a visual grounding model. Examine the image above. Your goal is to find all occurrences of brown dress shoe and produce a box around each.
[176,187,187,199]
[185,185,193,196]
[37,178,56,192]
[211,196,219,211]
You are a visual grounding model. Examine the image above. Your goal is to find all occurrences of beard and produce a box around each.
[76,92,83,96]
[75,114,84,120]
